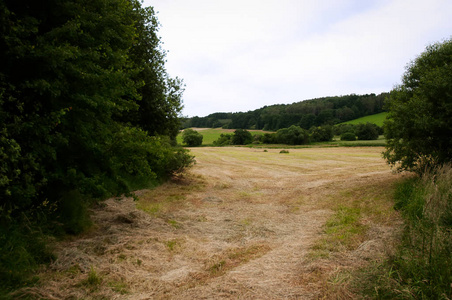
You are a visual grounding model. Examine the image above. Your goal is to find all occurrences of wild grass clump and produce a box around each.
[359,164,452,299]
[0,216,55,296]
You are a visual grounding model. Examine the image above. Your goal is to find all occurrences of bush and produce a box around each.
[182,129,203,146]
[334,124,356,136]
[340,132,356,141]
[0,216,55,293]
[213,133,233,146]
[57,190,92,235]
[356,122,379,140]
[276,125,309,145]
[262,133,276,144]
[363,165,452,299]
[252,134,263,144]
[231,129,252,145]
[310,125,333,142]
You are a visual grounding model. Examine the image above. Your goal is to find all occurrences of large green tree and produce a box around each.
[0,0,192,288]
[124,1,184,140]
[383,38,452,172]
[1,0,140,216]
[0,0,190,217]
[276,125,309,145]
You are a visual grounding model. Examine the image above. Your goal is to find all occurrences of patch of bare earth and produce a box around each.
[19,147,403,299]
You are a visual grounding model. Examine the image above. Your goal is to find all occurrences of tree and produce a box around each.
[262,133,276,144]
[0,0,194,288]
[310,125,333,142]
[213,133,233,146]
[383,39,452,172]
[121,1,184,141]
[341,132,356,141]
[0,0,191,218]
[182,129,203,146]
[232,129,253,145]
[356,123,379,140]
[276,125,309,145]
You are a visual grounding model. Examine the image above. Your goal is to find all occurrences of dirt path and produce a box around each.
[21,147,402,299]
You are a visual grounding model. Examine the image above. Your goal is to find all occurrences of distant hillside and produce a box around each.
[182,93,388,131]
[339,112,388,127]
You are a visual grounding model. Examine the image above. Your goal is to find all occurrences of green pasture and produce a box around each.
[177,128,270,146]
[339,112,388,127]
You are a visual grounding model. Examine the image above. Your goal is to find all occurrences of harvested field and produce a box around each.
[17,147,404,299]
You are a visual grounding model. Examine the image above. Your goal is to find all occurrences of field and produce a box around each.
[178,127,386,147]
[18,146,404,299]
[339,112,388,126]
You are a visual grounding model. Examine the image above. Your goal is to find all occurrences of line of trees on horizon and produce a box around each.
[182,93,388,131]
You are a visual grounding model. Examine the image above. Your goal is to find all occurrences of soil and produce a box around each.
[17,147,403,299]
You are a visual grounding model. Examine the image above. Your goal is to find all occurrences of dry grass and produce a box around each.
[15,147,403,299]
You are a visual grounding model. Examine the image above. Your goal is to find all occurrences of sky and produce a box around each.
[143,0,452,117]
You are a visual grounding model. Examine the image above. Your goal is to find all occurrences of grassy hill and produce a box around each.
[339,112,388,127]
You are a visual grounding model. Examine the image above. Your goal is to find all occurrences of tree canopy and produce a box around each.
[184,93,387,130]
[182,129,203,147]
[383,38,452,172]
[0,0,192,288]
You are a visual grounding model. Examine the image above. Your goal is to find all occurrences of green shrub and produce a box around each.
[276,125,309,145]
[213,133,233,146]
[231,129,252,145]
[334,124,356,136]
[0,217,54,293]
[356,122,379,140]
[340,132,356,141]
[363,165,452,299]
[57,190,92,235]
[252,134,263,144]
[182,129,203,146]
[310,125,333,142]
[262,133,276,144]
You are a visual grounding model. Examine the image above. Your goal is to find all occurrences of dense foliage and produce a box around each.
[231,129,253,145]
[340,132,356,141]
[182,129,203,147]
[0,0,193,290]
[356,123,380,140]
[212,133,233,146]
[383,39,452,172]
[274,126,310,145]
[363,166,452,298]
[309,125,334,142]
[184,93,387,130]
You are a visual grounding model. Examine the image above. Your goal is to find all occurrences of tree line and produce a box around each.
[183,122,381,148]
[0,0,193,290]
[183,93,388,130]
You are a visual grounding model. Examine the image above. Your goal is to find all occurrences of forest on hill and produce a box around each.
[183,93,388,130]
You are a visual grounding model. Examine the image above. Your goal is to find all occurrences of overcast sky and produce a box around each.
[143,0,452,117]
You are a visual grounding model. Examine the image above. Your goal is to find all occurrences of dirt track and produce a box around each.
[21,147,402,299]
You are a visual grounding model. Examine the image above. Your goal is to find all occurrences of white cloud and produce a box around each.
[146,0,452,116]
